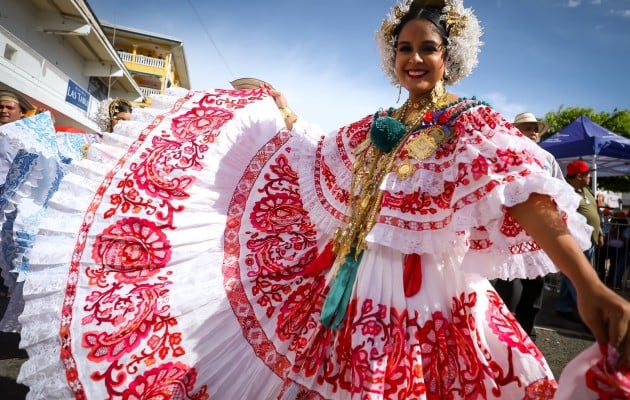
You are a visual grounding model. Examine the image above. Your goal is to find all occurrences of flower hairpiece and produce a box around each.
[94,98,133,132]
[376,0,483,86]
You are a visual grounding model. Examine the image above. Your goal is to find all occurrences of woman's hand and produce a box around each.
[263,83,298,130]
[576,281,630,368]
[508,193,630,369]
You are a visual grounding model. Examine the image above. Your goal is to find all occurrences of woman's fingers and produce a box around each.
[610,302,630,368]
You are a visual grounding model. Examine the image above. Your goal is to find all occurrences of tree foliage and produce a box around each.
[540,107,630,193]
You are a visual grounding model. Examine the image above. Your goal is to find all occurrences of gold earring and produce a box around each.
[430,80,446,104]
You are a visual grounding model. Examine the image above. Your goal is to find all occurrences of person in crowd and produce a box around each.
[555,159,604,321]
[493,112,563,341]
[511,112,564,179]
[96,98,133,133]
[0,90,33,126]
[601,211,629,289]
[15,1,630,399]
[0,90,34,301]
[0,90,34,184]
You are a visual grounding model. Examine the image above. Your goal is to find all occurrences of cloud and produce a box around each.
[591,0,602,4]
[568,0,581,7]
[188,29,393,133]
[478,92,527,122]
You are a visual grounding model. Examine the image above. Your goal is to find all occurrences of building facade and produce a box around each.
[100,22,190,106]
[0,0,190,132]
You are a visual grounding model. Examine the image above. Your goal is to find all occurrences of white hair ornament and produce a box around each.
[376,0,483,86]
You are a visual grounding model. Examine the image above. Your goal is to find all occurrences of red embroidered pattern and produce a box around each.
[523,378,558,399]
[585,350,630,400]
[61,89,264,398]
[500,210,523,237]
[223,131,296,377]
[383,180,455,215]
[486,291,546,364]
[223,131,556,398]
[91,217,171,279]
[122,362,208,400]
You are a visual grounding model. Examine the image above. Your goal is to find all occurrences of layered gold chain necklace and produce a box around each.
[320,85,488,330]
[333,91,446,263]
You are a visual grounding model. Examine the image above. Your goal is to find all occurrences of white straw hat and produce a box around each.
[513,112,549,135]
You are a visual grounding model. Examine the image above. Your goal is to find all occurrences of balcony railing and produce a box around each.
[117,51,165,69]
[140,86,161,97]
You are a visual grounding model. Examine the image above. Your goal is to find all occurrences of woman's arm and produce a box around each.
[264,84,298,130]
[508,193,630,368]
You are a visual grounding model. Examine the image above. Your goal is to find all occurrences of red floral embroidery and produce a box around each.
[418,294,490,398]
[384,180,455,214]
[470,154,490,181]
[492,148,526,173]
[276,278,326,342]
[383,190,436,215]
[345,115,372,147]
[585,350,630,400]
[91,217,171,281]
[219,100,559,399]
[319,158,350,206]
[500,210,524,238]
[104,102,236,226]
[63,90,265,397]
[487,291,546,364]
[523,378,557,399]
[122,362,209,400]
[171,96,234,142]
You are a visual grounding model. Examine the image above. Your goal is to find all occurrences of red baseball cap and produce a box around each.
[566,160,592,176]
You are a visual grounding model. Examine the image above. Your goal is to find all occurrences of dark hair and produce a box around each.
[109,99,133,119]
[114,101,133,114]
[392,7,448,46]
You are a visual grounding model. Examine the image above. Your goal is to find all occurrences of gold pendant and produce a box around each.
[396,159,414,180]
[406,125,447,161]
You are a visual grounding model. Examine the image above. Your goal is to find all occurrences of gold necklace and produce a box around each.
[333,94,443,263]
[398,97,431,126]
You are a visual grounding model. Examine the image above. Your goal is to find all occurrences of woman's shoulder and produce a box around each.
[443,94,492,113]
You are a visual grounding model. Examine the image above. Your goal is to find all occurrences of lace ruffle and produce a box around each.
[292,102,591,279]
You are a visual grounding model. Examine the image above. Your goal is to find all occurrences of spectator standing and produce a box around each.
[0,90,34,301]
[0,90,34,185]
[0,90,33,126]
[493,112,564,341]
[602,212,629,289]
[96,98,133,133]
[555,160,603,320]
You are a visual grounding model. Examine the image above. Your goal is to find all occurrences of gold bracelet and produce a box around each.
[280,106,293,120]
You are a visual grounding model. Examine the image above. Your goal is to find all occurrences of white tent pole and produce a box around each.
[592,154,598,193]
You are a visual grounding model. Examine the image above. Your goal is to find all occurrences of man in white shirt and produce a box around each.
[0,90,34,301]
[0,90,34,187]
[0,90,32,125]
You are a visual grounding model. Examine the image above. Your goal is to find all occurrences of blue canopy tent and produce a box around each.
[539,115,630,191]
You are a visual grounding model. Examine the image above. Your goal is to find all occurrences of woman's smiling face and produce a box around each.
[395,18,446,102]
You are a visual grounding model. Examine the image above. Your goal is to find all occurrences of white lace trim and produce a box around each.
[16,88,290,396]
[293,103,590,279]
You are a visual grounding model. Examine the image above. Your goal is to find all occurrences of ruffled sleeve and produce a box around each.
[293,100,592,280]
[444,105,591,279]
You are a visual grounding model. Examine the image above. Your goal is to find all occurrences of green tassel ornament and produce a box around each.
[320,248,363,330]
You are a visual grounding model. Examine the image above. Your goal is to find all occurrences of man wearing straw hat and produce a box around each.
[0,90,34,126]
[512,112,564,178]
[0,90,35,300]
[0,90,35,185]
[493,112,563,341]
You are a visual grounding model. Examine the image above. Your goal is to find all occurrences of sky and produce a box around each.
[88,0,630,133]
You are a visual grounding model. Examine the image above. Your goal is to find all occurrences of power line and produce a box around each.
[185,0,236,81]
